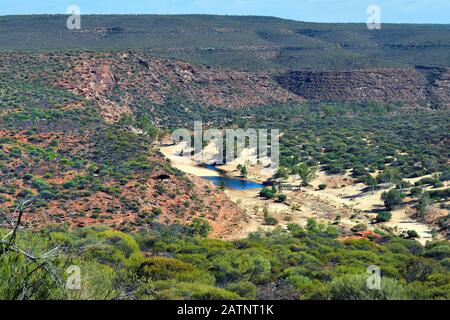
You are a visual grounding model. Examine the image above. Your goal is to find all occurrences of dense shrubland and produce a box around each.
[1,15,450,71]
[0,47,448,301]
[1,223,449,300]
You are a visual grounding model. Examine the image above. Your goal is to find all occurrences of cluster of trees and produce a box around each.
[273,111,449,180]
[275,163,317,188]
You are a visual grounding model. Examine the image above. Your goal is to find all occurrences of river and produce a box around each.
[200,165,263,190]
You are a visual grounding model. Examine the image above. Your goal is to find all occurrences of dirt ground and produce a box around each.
[160,141,445,245]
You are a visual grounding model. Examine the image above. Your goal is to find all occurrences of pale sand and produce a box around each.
[160,140,441,244]
[159,142,220,177]
[308,171,437,244]
[202,139,275,182]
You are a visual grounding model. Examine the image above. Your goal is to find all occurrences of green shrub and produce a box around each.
[259,187,275,199]
[376,211,392,223]
[407,230,420,239]
[31,178,51,191]
[328,274,410,300]
[190,218,212,237]
[139,257,196,281]
[264,215,278,226]
[151,207,163,216]
[410,187,422,197]
[39,190,56,200]
[17,188,34,198]
[277,194,287,203]
[352,224,368,232]
[226,281,257,299]
[153,281,242,300]
[23,174,34,181]
[381,189,405,210]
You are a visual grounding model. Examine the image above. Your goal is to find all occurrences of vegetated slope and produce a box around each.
[0,16,449,302]
[2,225,450,300]
[0,52,244,238]
[54,51,302,122]
[2,50,448,127]
[0,15,450,71]
[276,67,450,107]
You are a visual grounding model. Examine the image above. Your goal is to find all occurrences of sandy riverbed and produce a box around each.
[160,140,441,244]
[159,142,221,177]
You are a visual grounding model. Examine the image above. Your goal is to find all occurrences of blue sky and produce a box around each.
[0,0,449,23]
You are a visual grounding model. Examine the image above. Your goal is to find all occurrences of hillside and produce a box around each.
[0,14,449,301]
[276,67,450,107]
[1,15,450,71]
[0,51,247,239]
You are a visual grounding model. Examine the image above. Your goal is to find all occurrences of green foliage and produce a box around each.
[237,164,248,178]
[381,189,405,210]
[31,178,51,191]
[292,163,316,187]
[376,212,393,223]
[1,225,449,300]
[407,230,420,239]
[190,218,212,238]
[277,194,287,203]
[152,281,242,300]
[264,215,278,226]
[328,274,409,300]
[1,15,449,71]
[352,224,368,232]
[225,281,257,299]
[139,257,201,282]
[416,192,433,217]
[410,187,423,197]
[259,187,276,200]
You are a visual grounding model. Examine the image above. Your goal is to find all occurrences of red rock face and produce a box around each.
[91,64,117,94]
[56,51,303,122]
[276,68,450,108]
[57,52,449,121]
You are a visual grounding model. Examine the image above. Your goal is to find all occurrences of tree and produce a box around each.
[362,175,378,194]
[410,187,423,197]
[416,192,433,218]
[293,163,317,187]
[379,167,402,187]
[239,165,248,178]
[381,189,404,210]
[396,180,411,193]
[275,166,290,181]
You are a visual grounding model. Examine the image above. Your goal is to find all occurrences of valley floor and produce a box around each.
[159,141,447,245]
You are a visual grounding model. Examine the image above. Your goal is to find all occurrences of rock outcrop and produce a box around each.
[57,51,303,121]
[276,67,450,107]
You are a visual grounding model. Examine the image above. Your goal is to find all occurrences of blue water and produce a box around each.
[200,165,263,190]
[201,176,263,190]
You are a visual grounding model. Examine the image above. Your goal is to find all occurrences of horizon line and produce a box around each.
[0,13,449,25]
